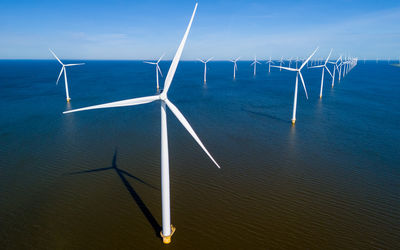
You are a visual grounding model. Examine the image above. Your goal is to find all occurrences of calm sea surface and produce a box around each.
[0,60,399,249]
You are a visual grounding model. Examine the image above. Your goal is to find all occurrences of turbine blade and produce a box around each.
[325,66,333,77]
[157,65,163,77]
[157,53,165,63]
[56,67,64,85]
[65,63,85,66]
[308,65,324,68]
[206,57,214,63]
[162,3,198,94]
[197,59,205,63]
[63,95,160,114]
[300,47,319,70]
[165,99,221,169]
[298,72,308,99]
[270,65,297,72]
[49,49,63,65]
[144,61,156,65]
[325,49,333,65]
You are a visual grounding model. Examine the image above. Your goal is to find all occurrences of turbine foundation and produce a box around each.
[161,225,176,244]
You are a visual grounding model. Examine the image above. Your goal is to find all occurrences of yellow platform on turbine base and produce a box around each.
[160,225,176,244]
[291,120,296,125]
[66,98,71,102]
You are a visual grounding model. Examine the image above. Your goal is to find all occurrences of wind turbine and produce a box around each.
[230,57,240,79]
[198,57,213,83]
[144,54,165,91]
[328,55,342,87]
[49,49,85,102]
[63,4,219,245]
[279,57,284,71]
[266,57,274,73]
[271,48,318,125]
[250,56,261,76]
[309,49,333,99]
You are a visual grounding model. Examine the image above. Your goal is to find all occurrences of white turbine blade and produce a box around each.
[197,59,205,63]
[325,66,333,77]
[63,95,160,114]
[56,67,64,85]
[270,65,297,72]
[157,53,165,63]
[165,99,221,169]
[250,62,255,66]
[324,49,333,65]
[157,64,163,77]
[65,63,85,66]
[144,61,156,65]
[308,65,324,69]
[49,49,63,65]
[162,3,198,94]
[298,72,309,99]
[300,47,319,70]
[235,57,240,61]
[256,61,261,64]
[206,57,214,63]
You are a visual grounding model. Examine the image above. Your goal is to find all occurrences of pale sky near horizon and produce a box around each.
[1,0,399,60]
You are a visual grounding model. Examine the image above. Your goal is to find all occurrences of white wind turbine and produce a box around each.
[63,4,219,245]
[49,49,85,102]
[309,49,333,99]
[266,56,274,73]
[230,57,240,79]
[328,55,342,88]
[250,56,261,76]
[198,57,213,83]
[271,48,319,125]
[144,54,165,91]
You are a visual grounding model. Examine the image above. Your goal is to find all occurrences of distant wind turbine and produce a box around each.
[144,54,165,91]
[230,57,240,79]
[266,57,274,73]
[309,49,333,99]
[328,55,342,88]
[49,49,85,102]
[198,57,213,83]
[271,48,319,125]
[63,4,219,245]
[250,56,261,76]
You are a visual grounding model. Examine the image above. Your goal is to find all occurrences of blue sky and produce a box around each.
[1,0,399,60]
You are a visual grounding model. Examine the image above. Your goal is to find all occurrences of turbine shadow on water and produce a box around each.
[69,149,161,237]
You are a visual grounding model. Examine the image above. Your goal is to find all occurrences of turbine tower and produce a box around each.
[266,57,274,73]
[49,49,85,102]
[144,54,165,91]
[271,48,318,125]
[63,4,219,245]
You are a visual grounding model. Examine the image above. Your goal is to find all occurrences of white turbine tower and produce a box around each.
[230,57,240,79]
[266,56,274,73]
[144,54,165,91]
[250,56,261,76]
[271,48,318,125]
[49,49,85,102]
[279,57,284,71]
[63,4,219,245]
[198,57,213,83]
[309,49,333,99]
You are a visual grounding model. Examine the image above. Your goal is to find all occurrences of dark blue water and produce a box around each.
[0,60,399,249]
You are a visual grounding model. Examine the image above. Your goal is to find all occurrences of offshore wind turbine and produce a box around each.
[63,4,220,245]
[250,56,261,76]
[230,57,240,79]
[144,54,165,91]
[328,55,342,87]
[198,57,213,83]
[266,57,274,73]
[49,49,85,102]
[271,48,318,125]
[309,49,333,99]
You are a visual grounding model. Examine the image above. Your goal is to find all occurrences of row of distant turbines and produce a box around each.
[49,3,358,244]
